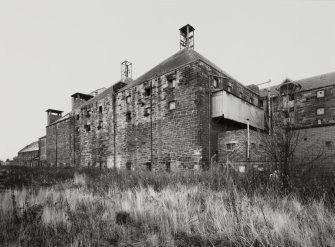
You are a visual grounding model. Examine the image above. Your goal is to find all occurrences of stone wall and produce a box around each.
[46,117,74,167]
[39,136,46,163]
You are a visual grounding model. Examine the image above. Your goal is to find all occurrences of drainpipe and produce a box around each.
[55,125,58,167]
[113,91,116,170]
[150,79,153,168]
[208,75,211,170]
[73,115,76,167]
[247,118,250,160]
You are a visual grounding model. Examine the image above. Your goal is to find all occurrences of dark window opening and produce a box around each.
[126,162,132,170]
[144,107,151,116]
[144,87,151,97]
[126,112,131,122]
[99,106,103,113]
[283,111,289,118]
[259,100,263,108]
[85,124,91,132]
[166,162,171,172]
[168,79,176,88]
[146,162,152,171]
[289,94,295,101]
[86,111,91,118]
[76,127,80,133]
[304,138,307,141]
[76,114,80,120]
[326,141,333,147]
[98,121,103,130]
[226,143,236,150]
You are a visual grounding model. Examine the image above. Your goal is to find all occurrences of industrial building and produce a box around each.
[17,25,335,173]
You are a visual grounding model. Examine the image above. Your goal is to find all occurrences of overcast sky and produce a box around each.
[0,0,334,160]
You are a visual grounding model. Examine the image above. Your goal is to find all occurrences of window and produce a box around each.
[317,108,325,115]
[169,101,176,110]
[126,162,132,170]
[318,119,322,125]
[251,143,256,149]
[86,110,91,118]
[168,79,176,88]
[76,127,80,133]
[144,87,151,97]
[76,114,80,120]
[283,111,289,118]
[126,112,131,122]
[144,107,151,116]
[146,162,152,171]
[98,121,103,130]
[212,77,218,88]
[126,95,131,104]
[317,90,325,98]
[165,162,171,172]
[85,124,91,132]
[325,141,333,147]
[239,92,243,98]
[226,143,236,151]
[227,82,233,93]
[99,105,103,113]
[289,94,295,101]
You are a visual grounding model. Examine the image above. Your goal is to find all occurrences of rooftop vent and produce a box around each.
[179,24,195,50]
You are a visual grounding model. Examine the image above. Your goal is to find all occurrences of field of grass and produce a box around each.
[1,166,335,246]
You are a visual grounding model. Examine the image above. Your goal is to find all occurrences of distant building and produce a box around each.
[17,141,39,167]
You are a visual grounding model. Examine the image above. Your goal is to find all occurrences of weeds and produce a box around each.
[0,166,335,246]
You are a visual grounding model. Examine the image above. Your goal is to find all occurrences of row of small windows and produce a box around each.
[76,105,103,120]
[126,101,176,122]
[125,80,176,104]
[78,120,103,133]
[126,162,171,172]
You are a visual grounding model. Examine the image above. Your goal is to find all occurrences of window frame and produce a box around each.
[316,108,325,116]
[317,90,325,98]
[169,101,176,111]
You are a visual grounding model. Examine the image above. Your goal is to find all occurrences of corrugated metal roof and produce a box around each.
[18,141,39,153]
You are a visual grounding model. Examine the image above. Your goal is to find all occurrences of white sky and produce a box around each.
[0,0,334,160]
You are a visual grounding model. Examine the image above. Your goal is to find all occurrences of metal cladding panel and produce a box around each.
[212,90,264,129]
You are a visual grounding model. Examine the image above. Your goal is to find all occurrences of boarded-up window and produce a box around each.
[317,90,325,98]
[317,108,325,115]
[169,101,176,110]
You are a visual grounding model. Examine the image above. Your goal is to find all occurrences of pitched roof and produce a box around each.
[120,47,242,92]
[18,141,39,153]
[259,71,335,97]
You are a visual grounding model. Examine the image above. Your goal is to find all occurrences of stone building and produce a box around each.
[17,24,334,173]
[17,141,39,167]
[43,25,264,171]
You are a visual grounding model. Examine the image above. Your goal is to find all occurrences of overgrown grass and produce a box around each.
[1,167,335,246]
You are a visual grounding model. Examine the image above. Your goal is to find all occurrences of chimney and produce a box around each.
[179,24,195,49]
[121,60,132,80]
[71,93,94,110]
[46,109,63,125]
